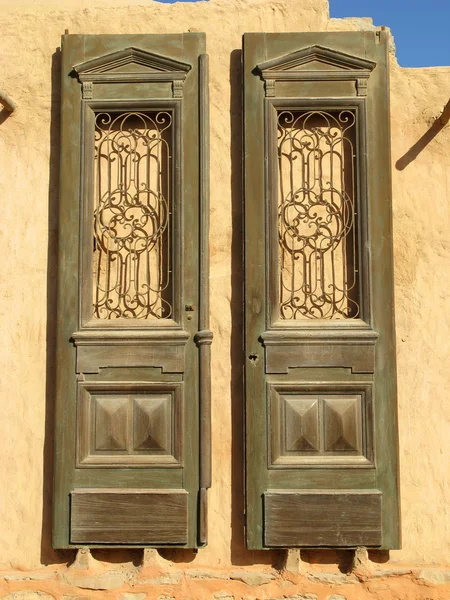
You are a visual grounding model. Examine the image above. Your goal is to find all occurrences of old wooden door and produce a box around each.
[53,33,211,549]
[244,31,400,549]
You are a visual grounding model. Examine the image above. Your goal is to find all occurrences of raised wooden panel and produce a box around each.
[285,397,319,452]
[70,489,188,544]
[75,335,188,374]
[324,396,361,452]
[77,382,182,467]
[269,383,372,467]
[276,80,356,98]
[94,396,128,451]
[263,328,378,374]
[264,490,382,547]
[133,395,171,451]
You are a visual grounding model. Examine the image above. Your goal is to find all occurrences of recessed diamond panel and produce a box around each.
[94,396,128,451]
[133,395,172,452]
[269,384,372,467]
[324,396,362,453]
[77,382,182,467]
[284,397,319,452]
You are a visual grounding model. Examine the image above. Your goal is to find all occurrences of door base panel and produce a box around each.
[264,490,382,547]
[70,489,188,545]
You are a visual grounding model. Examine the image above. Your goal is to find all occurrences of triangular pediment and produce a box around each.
[74,46,191,82]
[256,45,376,79]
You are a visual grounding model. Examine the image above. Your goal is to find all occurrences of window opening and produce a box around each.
[93,110,173,319]
[277,109,359,320]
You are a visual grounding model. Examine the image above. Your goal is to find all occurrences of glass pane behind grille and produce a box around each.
[277,109,360,320]
[93,111,173,319]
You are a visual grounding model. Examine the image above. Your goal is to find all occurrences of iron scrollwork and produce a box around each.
[277,109,360,320]
[93,111,173,319]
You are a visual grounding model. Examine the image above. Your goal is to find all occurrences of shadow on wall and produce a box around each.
[0,109,13,126]
[396,99,450,170]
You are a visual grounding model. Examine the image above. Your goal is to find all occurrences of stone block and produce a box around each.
[307,572,356,585]
[4,571,57,582]
[187,570,228,580]
[59,570,130,590]
[142,573,182,585]
[269,595,317,600]
[69,549,100,572]
[418,569,450,584]
[213,592,234,600]
[372,568,412,578]
[283,549,305,573]
[230,571,275,586]
[141,549,170,569]
[1,593,54,600]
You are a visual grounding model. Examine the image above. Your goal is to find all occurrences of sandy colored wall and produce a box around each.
[0,0,449,598]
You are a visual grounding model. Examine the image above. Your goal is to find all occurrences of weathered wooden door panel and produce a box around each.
[244,32,400,549]
[54,33,212,549]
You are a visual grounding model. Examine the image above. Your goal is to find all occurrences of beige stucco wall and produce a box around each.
[0,0,449,597]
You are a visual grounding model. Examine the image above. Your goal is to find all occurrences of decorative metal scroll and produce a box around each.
[93,111,173,319]
[277,109,360,320]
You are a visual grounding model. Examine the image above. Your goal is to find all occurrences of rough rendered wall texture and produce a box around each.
[0,0,450,598]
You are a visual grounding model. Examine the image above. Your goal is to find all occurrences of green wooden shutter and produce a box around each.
[53,33,212,549]
[244,32,400,549]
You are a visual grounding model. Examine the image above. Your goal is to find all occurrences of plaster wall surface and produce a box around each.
[0,0,449,598]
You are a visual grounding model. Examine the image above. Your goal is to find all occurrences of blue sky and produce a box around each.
[329,0,450,67]
[156,0,449,67]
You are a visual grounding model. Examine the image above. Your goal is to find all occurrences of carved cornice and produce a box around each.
[73,46,192,98]
[256,44,376,96]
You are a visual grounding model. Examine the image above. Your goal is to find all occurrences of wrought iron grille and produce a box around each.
[92,111,173,319]
[277,109,360,320]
